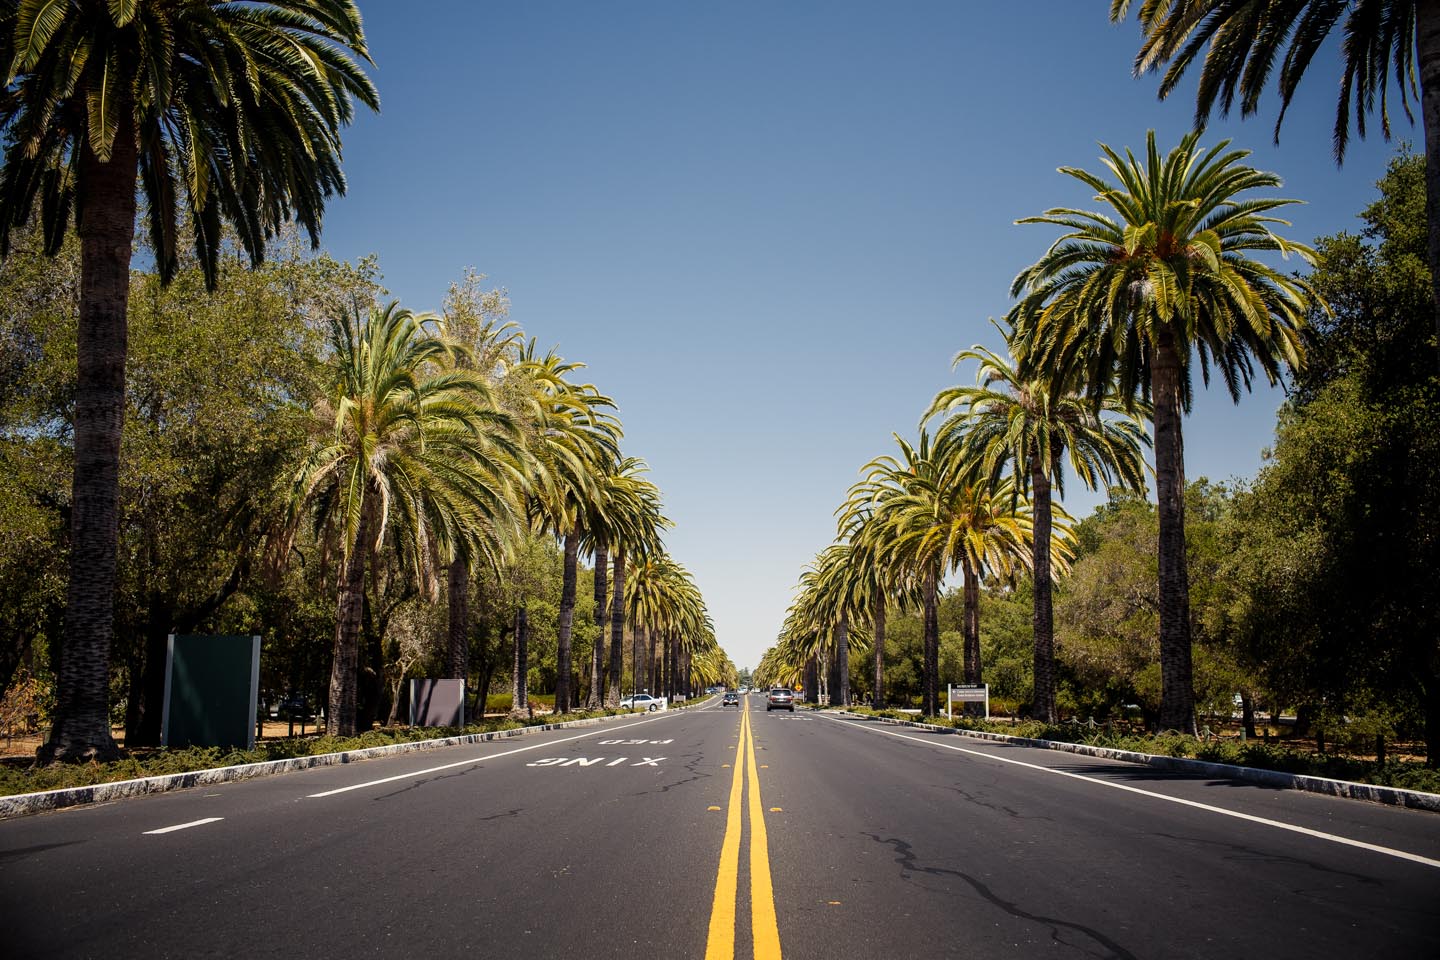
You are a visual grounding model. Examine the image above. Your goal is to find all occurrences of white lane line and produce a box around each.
[144,817,224,835]
[306,712,675,799]
[818,714,1440,871]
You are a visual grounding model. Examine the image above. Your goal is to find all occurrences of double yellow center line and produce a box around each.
[705,699,782,959]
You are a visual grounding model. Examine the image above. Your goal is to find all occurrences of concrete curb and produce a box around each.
[832,710,1440,813]
[1,702,707,820]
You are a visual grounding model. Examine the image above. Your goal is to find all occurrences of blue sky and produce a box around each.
[320,1,1403,671]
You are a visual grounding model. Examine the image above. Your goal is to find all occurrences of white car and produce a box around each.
[619,694,667,712]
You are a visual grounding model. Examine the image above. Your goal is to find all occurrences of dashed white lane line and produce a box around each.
[144,817,224,835]
[818,714,1440,871]
[305,712,676,799]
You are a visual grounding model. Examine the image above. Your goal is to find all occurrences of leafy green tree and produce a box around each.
[0,0,378,761]
[926,342,1147,721]
[1110,0,1440,369]
[289,303,522,736]
[1224,152,1440,762]
[1010,131,1314,732]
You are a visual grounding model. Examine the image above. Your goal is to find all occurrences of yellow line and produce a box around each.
[704,705,747,959]
[744,706,783,958]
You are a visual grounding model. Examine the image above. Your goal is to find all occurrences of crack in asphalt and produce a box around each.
[629,754,709,797]
[370,765,481,800]
[476,807,523,822]
[863,832,1139,960]
[946,784,1055,822]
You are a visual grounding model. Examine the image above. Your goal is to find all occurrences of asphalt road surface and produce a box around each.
[3,696,1437,958]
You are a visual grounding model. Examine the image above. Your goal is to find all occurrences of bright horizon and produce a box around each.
[317,1,1405,671]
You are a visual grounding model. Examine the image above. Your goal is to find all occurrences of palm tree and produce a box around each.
[289,302,522,737]
[857,431,1034,715]
[625,553,704,703]
[602,459,668,706]
[440,275,521,688]
[0,0,378,761]
[837,487,921,709]
[1110,0,1440,368]
[511,343,619,714]
[1010,131,1313,731]
[925,342,1148,722]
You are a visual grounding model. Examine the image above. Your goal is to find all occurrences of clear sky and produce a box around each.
[319,1,1403,671]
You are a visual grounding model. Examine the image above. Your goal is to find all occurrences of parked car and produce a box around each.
[277,694,309,719]
[619,693,666,712]
[722,691,740,707]
[766,688,794,712]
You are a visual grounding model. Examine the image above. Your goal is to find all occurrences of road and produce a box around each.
[2,695,1437,958]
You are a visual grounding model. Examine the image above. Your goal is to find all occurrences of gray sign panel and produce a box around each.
[408,679,465,728]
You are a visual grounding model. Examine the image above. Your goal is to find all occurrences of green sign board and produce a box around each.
[161,634,261,750]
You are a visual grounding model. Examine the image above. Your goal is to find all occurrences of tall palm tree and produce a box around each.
[0,0,378,761]
[511,344,619,714]
[1110,0,1440,369]
[440,276,521,688]
[1010,131,1313,731]
[602,458,668,706]
[837,486,921,709]
[926,342,1148,722]
[289,302,522,737]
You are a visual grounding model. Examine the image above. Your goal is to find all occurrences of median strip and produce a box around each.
[705,701,784,958]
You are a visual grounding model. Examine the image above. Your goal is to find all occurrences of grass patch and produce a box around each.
[0,708,623,798]
[841,706,1440,795]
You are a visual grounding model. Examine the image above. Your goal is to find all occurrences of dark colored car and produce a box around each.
[277,694,309,719]
[722,691,740,707]
[766,688,794,712]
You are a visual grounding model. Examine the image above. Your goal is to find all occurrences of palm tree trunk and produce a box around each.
[923,567,939,716]
[1417,0,1440,374]
[328,506,371,738]
[447,558,468,681]
[41,117,140,763]
[1152,332,1196,733]
[510,604,529,717]
[1031,457,1057,723]
[607,549,626,706]
[587,543,609,709]
[554,529,580,713]
[962,556,982,692]
[835,612,850,707]
[871,594,887,709]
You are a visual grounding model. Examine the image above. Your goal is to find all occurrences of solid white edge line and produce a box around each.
[144,817,224,835]
[305,711,677,799]
[817,713,1440,871]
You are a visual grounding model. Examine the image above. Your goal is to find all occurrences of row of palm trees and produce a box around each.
[760,132,1315,732]
[290,301,726,737]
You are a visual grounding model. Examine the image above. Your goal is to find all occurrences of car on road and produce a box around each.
[722,691,740,707]
[766,688,794,712]
[619,693,666,712]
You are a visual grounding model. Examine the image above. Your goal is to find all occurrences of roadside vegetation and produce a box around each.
[842,706,1440,795]
[759,151,1438,770]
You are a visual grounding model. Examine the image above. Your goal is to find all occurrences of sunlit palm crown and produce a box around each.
[626,553,710,643]
[1008,131,1315,410]
[290,302,524,588]
[506,340,621,537]
[854,430,1036,585]
[925,343,1150,501]
[0,0,379,284]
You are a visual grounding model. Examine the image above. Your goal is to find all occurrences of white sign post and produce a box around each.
[946,684,989,720]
